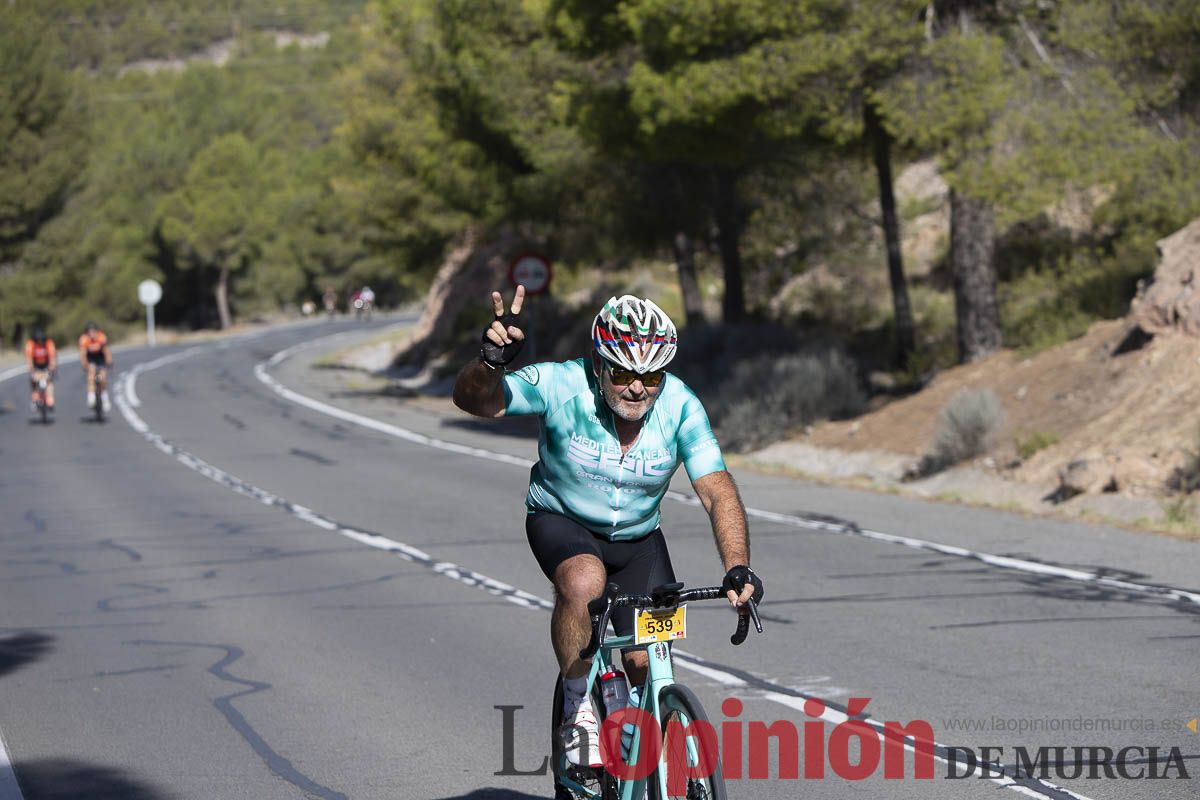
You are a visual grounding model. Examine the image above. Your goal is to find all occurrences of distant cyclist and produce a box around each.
[353,285,375,319]
[78,321,114,412]
[453,287,763,768]
[25,327,57,414]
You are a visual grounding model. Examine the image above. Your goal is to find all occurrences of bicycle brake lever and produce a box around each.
[579,599,614,661]
[730,600,763,646]
[731,612,749,646]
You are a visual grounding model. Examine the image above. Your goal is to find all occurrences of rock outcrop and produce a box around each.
[1130,217,1200,336]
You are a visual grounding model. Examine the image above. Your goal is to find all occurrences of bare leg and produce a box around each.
[552,554,606,679]
[622,650,649,688]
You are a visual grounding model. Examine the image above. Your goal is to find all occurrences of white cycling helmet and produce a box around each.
[592,295,678,373]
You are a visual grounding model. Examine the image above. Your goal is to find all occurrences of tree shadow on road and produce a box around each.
[0,632,54,678]
[15,758,170,800]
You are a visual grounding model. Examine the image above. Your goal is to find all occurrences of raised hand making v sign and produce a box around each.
[481,284,526,367]
[452,288,762,773]
[452,285,527,418]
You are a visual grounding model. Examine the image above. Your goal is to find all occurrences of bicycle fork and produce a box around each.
[620,641,677,800]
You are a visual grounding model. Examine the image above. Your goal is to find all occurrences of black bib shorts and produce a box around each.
[526,510,677,640]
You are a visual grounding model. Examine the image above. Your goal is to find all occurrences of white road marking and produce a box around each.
[106,331,1107,799]
[115,362,552,612]
[0,712,25,800]
[257,337,1200,611]
[0,321,390,793]
[253,343,534,469]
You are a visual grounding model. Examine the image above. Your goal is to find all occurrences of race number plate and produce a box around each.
[635,605,687,644]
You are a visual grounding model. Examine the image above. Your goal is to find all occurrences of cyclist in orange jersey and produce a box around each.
[25,327,57,413]
[78,321,114,412]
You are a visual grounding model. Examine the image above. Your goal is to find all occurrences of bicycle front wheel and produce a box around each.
[649,684,727,800]
[551,677,617,800]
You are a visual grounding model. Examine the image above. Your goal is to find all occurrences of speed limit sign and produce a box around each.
[509,252,552,296]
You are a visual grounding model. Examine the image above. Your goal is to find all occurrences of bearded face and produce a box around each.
[595,355,661,422]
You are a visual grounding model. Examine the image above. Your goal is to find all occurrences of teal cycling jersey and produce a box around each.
[503,358,726,540]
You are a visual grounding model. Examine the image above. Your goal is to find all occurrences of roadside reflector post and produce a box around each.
[138,279,163,347]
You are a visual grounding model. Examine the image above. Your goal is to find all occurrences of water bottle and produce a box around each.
[599,669,629,716]
[598,670,630,763]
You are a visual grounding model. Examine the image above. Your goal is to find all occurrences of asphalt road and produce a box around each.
[0,317,1196,800]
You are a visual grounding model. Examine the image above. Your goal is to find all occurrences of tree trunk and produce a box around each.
[713,168,746,323]
[949,188,1002,362]
[391,225,521,369]
[215,265,232,330]
[865,98,915,368]
[672,231,705,326]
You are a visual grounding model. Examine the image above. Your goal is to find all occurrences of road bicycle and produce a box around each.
[30,370,52,424]
[90,366,107,422]
[553,581,762,800]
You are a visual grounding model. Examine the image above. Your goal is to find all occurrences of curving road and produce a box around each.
[0,318,1196,800]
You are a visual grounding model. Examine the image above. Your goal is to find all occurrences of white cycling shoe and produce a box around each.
[559,698,603,767]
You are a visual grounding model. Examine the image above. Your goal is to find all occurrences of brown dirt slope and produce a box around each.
[809,217,1200,501]
[808,320,1200,498]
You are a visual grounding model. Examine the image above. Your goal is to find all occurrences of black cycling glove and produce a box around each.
[480,313,524,367]
[722,565,764,606]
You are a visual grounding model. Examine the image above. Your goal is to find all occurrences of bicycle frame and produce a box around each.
[557,583,758,800]
[88,364,107,420]
[31,371,50,422]
[560,633,719,799]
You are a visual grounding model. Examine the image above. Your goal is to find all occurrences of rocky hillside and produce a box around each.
[805,217,1200,503]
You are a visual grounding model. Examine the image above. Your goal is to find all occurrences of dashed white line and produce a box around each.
[115,362,552,613]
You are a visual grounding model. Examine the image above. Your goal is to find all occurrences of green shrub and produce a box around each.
[1000,251,1150,355]
[674,325,865,452]
[1162,495,1193,528]
[998,139,1200,355]
[911,388,1005,477]
[705,350,866,452]
[1167,427,1200,495]
[1016,430,1059,460]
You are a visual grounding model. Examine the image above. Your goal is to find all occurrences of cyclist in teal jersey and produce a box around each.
[454,286,764,768]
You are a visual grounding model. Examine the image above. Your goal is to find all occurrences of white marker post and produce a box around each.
[138,279,163,347]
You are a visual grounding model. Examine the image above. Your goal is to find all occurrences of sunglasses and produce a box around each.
[606,364,666,387]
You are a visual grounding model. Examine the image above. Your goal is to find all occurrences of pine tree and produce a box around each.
[0,5,86,264]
